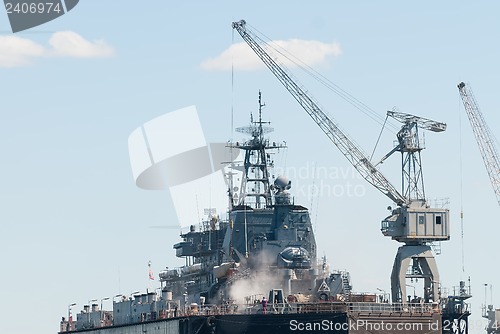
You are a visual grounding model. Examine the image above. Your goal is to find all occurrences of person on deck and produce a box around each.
[261,297,268,314]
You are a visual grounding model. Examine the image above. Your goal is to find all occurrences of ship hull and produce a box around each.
[61,311,459,334]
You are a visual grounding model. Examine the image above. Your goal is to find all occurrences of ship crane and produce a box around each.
[457,82,500,207]
[232,19,450,303]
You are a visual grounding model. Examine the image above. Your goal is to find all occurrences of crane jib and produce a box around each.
[458,82,500,207]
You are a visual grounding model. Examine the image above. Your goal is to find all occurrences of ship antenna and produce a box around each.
[258,90,266,140]
[228,26,235,211]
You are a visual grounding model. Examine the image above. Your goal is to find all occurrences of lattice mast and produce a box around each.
[232,91,284,208]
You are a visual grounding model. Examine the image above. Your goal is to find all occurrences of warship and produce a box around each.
[58,21,474,334]
[59,93,471,334]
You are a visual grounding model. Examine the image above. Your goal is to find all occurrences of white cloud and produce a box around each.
[201,39,342,71]
[49,31,114,58]
[0,35,45,68]
[0,31,114,68]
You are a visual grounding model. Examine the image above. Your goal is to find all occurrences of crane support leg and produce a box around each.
[390,245,439,303]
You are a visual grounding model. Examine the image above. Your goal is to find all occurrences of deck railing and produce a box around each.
[59,301,440,332]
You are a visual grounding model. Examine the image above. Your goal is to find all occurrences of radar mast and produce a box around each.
[230,91,285,209]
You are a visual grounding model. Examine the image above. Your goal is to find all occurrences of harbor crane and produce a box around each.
[233,19,449,303]
[457,82,500,207]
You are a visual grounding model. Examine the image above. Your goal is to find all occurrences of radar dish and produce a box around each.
[274,175,290,189]
[236,126,274,135]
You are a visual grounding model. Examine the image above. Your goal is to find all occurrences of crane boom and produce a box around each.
[387,110,447,133]
[458,82,500,206]
[232,20,406,206]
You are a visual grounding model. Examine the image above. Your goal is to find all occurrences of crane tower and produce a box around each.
[378,110,449,303]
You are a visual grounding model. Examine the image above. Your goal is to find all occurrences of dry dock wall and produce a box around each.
[65,318,181,334]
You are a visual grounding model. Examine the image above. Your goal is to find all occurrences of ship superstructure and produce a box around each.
[159,92,350,308]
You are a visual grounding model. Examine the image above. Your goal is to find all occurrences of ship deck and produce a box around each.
[60,301,444,334]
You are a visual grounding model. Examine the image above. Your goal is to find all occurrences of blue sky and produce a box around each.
[0,1,499,334]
